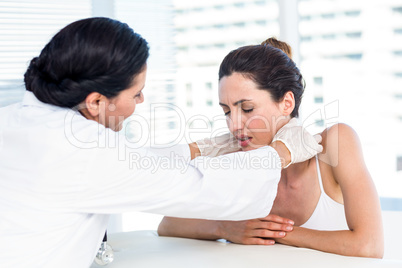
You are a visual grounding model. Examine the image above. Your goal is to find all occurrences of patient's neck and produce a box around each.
[280,159,313,189]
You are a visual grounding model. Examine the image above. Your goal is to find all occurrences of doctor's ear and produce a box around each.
[281,91,295,117]
[84,92,105,117]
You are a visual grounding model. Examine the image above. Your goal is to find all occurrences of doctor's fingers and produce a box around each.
[314,134,322,143]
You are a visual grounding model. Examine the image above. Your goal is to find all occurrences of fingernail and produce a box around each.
[288,220,294,225]
[279,232,286,236]
[286,226,293,231]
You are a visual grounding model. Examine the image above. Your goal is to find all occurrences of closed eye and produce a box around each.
[243,108,253,113]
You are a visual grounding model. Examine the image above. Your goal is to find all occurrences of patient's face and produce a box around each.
[219,72,288,151]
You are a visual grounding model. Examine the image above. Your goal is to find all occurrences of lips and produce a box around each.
[236,135,252,147]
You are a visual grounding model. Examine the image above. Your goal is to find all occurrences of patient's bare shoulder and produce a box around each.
[317,123,361,167]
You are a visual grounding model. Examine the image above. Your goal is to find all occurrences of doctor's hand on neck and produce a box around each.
[271,118,323,169]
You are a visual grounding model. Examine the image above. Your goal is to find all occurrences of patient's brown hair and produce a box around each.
[219,37,303,118]
[261,37,292,59]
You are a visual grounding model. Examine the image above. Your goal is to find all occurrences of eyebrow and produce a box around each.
[219,99,252,107]
[136,84,145,93]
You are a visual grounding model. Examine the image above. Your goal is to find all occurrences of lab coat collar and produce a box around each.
[22,91,63,112]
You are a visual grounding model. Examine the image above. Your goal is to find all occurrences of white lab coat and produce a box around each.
[0,92,281,268]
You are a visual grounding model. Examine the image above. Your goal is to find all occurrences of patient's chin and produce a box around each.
[241,144,266,152]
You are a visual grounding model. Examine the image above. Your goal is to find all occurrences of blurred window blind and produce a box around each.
[0,0,91,107]
[115,0,180,145]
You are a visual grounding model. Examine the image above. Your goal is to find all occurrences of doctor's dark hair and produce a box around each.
[218,40,304,118]
[24,17,149,108]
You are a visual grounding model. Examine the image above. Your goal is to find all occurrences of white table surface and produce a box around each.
[90,230,402,268]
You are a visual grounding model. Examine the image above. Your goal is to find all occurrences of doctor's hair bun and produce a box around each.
[24,56,85,108]
[24,17,149,108]
[261,37,292,59]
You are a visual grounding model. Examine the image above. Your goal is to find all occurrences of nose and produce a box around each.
[227,110,244,134]
[136,92,144,104]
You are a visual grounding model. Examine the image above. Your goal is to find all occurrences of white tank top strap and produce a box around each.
[315,155,325,192]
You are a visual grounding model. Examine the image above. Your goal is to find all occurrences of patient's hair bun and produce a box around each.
[261,37,292,59]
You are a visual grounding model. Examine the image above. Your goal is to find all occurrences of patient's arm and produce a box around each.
[158,217,221,241]
[158,215,294,245]
[275,124,384,258]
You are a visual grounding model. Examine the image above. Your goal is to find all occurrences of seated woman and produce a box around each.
[158,38,384,258]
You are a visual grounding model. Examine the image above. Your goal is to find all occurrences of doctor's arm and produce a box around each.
[77,137,286,221]
[274,124,384,258]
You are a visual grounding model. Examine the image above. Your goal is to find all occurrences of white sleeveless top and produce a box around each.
[299,156,349,231]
